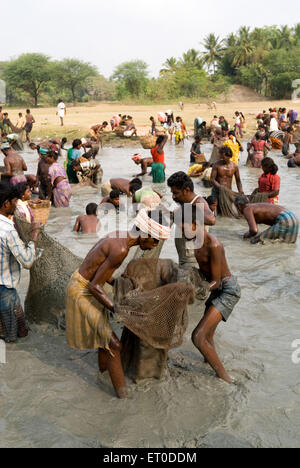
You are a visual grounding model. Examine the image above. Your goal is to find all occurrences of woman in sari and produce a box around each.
[66,139,82,184]
[47,151,72,207]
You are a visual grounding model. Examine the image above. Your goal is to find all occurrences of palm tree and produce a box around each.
[294,23,300,44]
[278,25,293,49]
[232,27,255,67]
[201,33,224,74]
[180,49,203,69]
[159,57,178,75]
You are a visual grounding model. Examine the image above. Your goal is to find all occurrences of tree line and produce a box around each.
[1,23,299,106]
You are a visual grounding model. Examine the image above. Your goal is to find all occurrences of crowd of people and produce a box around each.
[0,103,299,399]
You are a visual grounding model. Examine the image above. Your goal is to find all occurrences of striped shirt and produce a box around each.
[0,214,42,289]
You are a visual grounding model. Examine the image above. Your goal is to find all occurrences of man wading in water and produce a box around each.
[65,209,171,398]
[176,204,240,384]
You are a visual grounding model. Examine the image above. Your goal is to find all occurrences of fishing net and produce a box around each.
[15,214,82,326]
[216,186,240,218]
[248,190,269,203]
[114,258,209,350]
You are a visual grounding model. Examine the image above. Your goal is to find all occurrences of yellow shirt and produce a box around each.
[224,139,240,165]
[187,164,203,176]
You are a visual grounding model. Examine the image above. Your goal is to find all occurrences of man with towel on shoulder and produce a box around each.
[65,208,171,399]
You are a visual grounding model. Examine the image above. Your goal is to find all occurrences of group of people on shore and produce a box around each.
[0,103,299,400]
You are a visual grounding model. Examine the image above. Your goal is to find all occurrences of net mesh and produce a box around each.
[114,258,208,349]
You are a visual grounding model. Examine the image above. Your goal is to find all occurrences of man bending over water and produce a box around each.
[235,195,299,244]
[177,204,240,383]
[66,209,171,398]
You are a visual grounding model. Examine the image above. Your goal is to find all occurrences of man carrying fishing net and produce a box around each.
[65,209,171,399]
[210,146,244,218]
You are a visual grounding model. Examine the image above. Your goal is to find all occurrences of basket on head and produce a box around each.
[140,134,157,149]
[28,200,51,225]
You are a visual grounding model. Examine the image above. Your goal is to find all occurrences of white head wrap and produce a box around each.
[134,209,170,240]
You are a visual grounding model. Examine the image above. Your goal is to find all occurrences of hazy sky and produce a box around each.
[2,0,300,78]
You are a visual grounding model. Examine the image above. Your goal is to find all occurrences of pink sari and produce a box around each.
[49,163,72,207]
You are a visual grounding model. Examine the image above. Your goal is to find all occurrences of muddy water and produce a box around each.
[0,141,300,448]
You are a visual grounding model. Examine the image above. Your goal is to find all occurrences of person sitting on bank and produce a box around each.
[65,208,171,398]
[132,153,153,177]
[234,195,299,244]
[73,203,100,233]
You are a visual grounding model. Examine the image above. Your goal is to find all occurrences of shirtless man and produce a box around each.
[65,209,171,398]
[167,171,215,268]
[211,146,244,197]
[177,204,240,383]
[89,122,108,143]
[36,151,50,199]
[101,178,141,197]
[99,190,121,212]
[282,127,294,156]
[234,195,299,244]
[132,153,153,177]
[73,203,100,233]
[25,109,35,143]
[1,143,27,182]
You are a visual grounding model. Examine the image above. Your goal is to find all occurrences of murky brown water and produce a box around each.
[0,140,300,448]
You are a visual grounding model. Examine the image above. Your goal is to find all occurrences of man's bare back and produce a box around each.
[244,203,285,227]
[3,150,27,176]
[110,178,131,196]
[73,214,100,234]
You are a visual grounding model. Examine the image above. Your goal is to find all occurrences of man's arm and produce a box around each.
[210,164,220,189]
[157,135,168,154]
[2,158,12,177]
[22,159,27,171]
[88,251,125,311]
[243,207,258,237]
[209,244,222,290]
[6,227,42,270]
[135,160,147,177]
[73,217,81,232]
[234,166,244,194]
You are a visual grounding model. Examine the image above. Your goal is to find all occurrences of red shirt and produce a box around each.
[151,145,165,167]
[258,172,280,204]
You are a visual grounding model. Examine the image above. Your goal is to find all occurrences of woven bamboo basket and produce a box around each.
[140,134,157,149]
[114,126,125,137]
[29,200,51,225]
